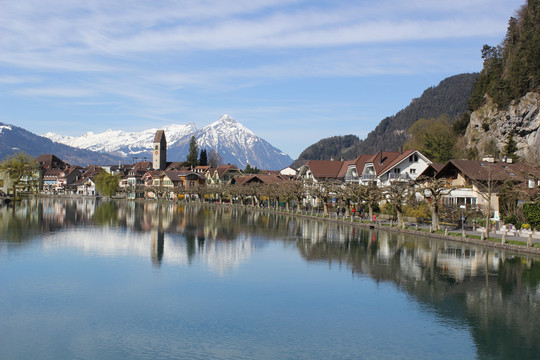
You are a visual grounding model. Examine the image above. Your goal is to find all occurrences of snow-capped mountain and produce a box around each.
[45,123,198,157]
[0,122,123,166]
[44,115,293,170]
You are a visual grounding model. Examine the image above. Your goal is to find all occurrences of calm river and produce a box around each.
[1,198,539,359]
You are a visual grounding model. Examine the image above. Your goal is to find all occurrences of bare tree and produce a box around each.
[349,183,382,220]
[383,181,413,227]
[415,175,455,230]
[208,149,223,168]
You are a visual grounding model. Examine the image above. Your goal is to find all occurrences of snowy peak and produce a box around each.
[43,115,293,170]
[208,114,255,135]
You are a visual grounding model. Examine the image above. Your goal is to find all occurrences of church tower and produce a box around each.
[153,130,167,170]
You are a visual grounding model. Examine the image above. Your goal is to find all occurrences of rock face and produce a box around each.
[465,92,540,160]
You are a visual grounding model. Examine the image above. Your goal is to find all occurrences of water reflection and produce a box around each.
[1,198,540,358]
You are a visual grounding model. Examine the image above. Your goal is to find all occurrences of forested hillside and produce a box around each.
[468,0,539,112]
[293,72,478,165]
[291,135,361,168]
[460,0,540,161]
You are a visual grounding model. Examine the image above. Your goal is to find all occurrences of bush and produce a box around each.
[404,202,430,220]
[523,203,540,229]
[504,214,517,225]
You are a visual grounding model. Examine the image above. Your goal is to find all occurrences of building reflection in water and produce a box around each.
[1,198,539,358]
[151,229,165,268]
[1,199,538,284]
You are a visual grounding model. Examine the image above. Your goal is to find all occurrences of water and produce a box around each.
[1,198,539,359]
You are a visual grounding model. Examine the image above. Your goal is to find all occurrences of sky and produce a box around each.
[0,0,526,159]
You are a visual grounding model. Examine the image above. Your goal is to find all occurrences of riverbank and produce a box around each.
[201,202,540,256]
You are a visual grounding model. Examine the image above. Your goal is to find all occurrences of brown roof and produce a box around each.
[436,160,540,183]
[165,162,188,171]
[364,151,402,174]
[208,164,241,177]
[162,171,184,182]
[133,161,152,170]
[305,160,348,179]
[418,163,445,178]
[378,149,418,175]
[233,174,289,185]
[34,154,67,170]
[154,130,166,145]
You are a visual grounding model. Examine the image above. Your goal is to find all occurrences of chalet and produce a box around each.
[298,150,431,187]
[297,160,350,183]
[206,165,243,185]
[434,158,540,217]
[374,150,431,186]
[279,167,298,179]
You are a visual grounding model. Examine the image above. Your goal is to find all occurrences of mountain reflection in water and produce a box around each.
[1,198,539,358]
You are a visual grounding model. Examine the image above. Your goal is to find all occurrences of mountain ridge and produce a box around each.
[44,115,293,170]
[0,123,124,166]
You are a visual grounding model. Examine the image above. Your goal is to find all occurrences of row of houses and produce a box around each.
[2,149,540,222]
[297,150,540,219]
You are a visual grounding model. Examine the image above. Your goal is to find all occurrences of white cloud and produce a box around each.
[14,87,96,98]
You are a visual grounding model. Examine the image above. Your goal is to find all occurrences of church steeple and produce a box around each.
[153,130,167,170]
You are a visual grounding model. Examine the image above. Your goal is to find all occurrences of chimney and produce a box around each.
[379,150,383,165]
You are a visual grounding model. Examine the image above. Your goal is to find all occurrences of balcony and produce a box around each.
[388,173,411,181]
[361,174,376,182]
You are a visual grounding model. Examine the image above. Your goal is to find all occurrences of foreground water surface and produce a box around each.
[1,198,539,359]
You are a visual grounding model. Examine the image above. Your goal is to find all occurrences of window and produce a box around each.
[155,145,159,150]
[409,154,419,162]
[410,169,416,174]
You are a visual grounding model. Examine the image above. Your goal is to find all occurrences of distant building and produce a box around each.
[153,130,167,170]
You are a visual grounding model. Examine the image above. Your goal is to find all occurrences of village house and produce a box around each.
[298,150,431,187]
[429,157,540,219]
[42,167,82,194]
[73,165,103,196]
[206,165,243,185]
[232,173,290,186]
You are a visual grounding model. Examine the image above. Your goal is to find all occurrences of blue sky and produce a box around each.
[0,0,526,158]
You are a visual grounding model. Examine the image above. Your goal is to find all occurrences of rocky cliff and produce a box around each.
[464,92,540,160]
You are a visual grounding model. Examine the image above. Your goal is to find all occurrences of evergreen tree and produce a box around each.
[468,0,540,111]
[503,130,520,161]
[244,164,261,174]
[199,149,208,166]
[187,136,199,168]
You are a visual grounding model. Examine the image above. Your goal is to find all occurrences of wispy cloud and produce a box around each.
[14,87,96,98]
[0,0,525,156]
